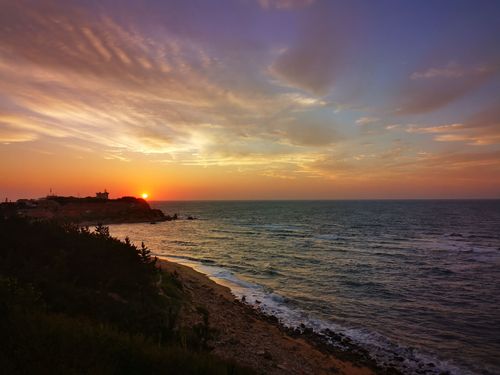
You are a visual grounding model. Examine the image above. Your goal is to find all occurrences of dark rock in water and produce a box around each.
[323,328,344,342]
[187,216,195,220]
[289,328,301,337]
[267,315,279,323]
[303,327,314,335]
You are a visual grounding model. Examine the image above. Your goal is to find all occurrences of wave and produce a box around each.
[164,254,216,265]
[210,228,258,235]
[158,256,475,375]
[314,234,341,241]
[167,240,198,247]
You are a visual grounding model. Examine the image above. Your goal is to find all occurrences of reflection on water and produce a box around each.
[110,200,500,375]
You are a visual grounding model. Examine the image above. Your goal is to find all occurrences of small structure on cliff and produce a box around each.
[1,191,172,224]
[95,190,109,200]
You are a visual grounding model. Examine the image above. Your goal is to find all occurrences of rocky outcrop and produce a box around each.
[3,196,172,224]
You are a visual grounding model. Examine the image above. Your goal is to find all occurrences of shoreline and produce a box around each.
[157,258,380,375]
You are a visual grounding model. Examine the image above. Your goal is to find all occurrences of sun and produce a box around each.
[141,193,149,199]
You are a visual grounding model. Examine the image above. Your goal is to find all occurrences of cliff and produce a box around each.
[2,196,172,224]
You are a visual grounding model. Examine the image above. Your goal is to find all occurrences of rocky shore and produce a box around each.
[158,259,381,375]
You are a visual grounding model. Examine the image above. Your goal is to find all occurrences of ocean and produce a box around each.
[109,200,500,375]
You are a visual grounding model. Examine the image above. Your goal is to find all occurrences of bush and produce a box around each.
[0,218,252,374]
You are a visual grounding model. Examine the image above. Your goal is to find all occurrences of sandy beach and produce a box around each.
[158,259,376,375]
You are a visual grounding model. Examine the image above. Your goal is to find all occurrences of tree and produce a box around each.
[139,242,157,268]
[94,224,110,237]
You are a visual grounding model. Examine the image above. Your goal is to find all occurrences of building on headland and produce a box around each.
[95,190,109,200]
[1,190,171,223]
[47,188,57,199]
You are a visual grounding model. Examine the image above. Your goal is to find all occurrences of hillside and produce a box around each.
[0,217,249,374]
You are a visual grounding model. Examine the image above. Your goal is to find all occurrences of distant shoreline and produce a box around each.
[1,195,175,224]
[148,198,500,202]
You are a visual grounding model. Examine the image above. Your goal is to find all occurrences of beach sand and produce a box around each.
[158,259,375,375]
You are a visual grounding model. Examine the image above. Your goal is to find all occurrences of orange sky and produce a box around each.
[1,0,499,200]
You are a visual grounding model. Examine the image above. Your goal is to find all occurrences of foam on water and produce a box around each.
[110,200,500,375]
[159,255,474,375]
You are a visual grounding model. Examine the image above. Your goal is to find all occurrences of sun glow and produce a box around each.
[141,193,149,199]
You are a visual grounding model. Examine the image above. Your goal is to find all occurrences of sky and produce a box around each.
[1,0,499,200]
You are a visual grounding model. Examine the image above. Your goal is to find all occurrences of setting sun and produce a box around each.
[0,1,499,373]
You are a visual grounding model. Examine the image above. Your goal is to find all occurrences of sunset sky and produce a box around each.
[1,0,499,200]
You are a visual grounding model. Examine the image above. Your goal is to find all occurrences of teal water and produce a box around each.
[109,200,500,375]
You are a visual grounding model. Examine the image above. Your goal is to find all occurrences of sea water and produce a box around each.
[109,200,500,375]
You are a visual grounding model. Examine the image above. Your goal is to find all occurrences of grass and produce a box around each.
[0,217,252,374]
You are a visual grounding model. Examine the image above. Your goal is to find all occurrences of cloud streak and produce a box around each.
[396,62,499,114]
[0,1,340,162]
[269,2,358,96]
[258,0,315,10]
[0,0,499,197]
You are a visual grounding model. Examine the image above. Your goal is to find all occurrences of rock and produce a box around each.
[257,350,273,360]
[329,366,340,373]
[263,350,273,360]
[267,315,279,323]
[107,292,128,304]
[303,327,313,335]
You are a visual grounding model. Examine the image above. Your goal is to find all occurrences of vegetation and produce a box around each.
[0,217,250,374]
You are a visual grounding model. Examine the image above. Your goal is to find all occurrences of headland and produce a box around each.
[0,217,380,374]
[0,191,174,224]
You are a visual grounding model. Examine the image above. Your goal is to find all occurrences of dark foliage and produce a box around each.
[0,217,251,374]
[0,218,165,336]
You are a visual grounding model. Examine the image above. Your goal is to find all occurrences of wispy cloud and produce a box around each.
[356,117,379,126]
[405,109,500,145]
[410,62,466,80]
[406,123,464,134]
[396,62,499,114]
[258,0,315,10]
[0,1,343,167]
[385,124,400,130]
[0,0,499,197]
[269,2,357,96]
